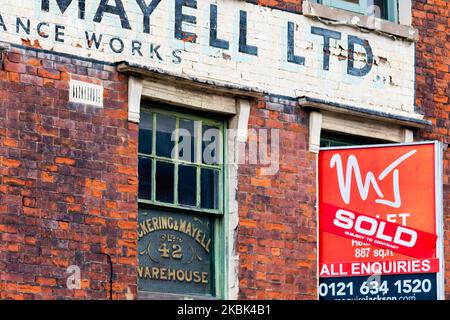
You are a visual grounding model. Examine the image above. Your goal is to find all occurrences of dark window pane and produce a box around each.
[201,168,219,210]
[178,165,197,206]
[156,161,174,203]
[138,112,153,155]
[202,125,221,165]
[156,113,176,158]
[138,157,152,200]
[178,119,197,163]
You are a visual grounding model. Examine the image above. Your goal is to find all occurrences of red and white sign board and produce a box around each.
[318,142,444,299]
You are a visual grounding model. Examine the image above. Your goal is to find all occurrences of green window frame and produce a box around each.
[137,103,228,299]
[314,0,399,23]
[138,107,225,215]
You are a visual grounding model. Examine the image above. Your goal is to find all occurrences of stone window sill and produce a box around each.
[303,1,418,42]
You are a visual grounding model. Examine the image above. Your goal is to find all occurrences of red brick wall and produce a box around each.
[413,0,450,299]
[237,97,317,299]
[0,47,138,299]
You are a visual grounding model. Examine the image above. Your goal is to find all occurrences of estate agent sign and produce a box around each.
[319,142,444,300]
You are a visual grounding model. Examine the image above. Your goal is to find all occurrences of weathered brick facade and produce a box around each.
[0,48,138,299]
[0,0,448,300]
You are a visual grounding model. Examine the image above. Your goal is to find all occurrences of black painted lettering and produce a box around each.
[174,0,197,43]
[136,0,162,34]
[239,10,257,56]
[0,14,7,32]
[55,25,65,42]
[16,18,30,35]
[94,0,131,30]
[150,44,163,61]
[287,22,305,65]
[311,26,341,71]
[41,0,86,20]
[209,4,229,50]
[132,40,143,56]
[109,37,125,53]
[172,49,182,64]
[37,22,50,38]
[85,32,103,49]
[347,35,374,77]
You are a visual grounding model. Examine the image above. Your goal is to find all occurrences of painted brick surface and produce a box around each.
[0,47,138,299]
[0,0,418,119]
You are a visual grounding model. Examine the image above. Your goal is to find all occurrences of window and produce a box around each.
[321,131,389,147]
[137,103,226,299]
[138,107,224,214]
[314,0,398,22]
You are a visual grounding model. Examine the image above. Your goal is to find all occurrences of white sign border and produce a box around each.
[435,141,445,300]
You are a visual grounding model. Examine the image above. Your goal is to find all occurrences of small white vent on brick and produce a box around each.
[69,80,104,107]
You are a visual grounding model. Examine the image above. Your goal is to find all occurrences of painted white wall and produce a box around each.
[0,0,419,121]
